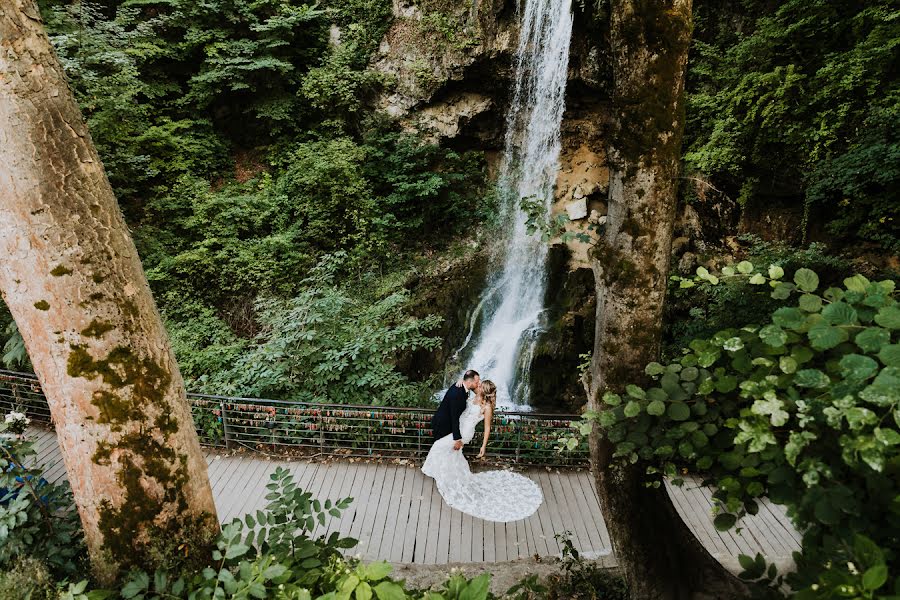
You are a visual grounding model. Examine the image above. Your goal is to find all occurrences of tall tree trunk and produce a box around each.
[0,0,218,583]
[586,1,747,597]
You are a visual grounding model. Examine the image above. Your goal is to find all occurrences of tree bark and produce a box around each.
[0,0,218,583]
[586,0,747,597]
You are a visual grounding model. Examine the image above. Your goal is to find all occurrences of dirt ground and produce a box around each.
[391,555,619,595]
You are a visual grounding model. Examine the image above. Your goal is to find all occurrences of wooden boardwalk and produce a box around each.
[25,427,799,571]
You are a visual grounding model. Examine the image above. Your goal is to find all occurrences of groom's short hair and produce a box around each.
[463,370,480,381]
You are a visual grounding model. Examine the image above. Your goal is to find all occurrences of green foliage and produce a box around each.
[663,238,857,358]
[563,264,900,596]
[1,319,30,372]
[0,422,85,578]
[531,534,627,600]
[687,0,900,250]
[0,557,59,600]
[209,254,442,406]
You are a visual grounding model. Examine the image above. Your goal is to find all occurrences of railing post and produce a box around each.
[515,421,522,464]
[220,400,234,449]
[318,411,325,455]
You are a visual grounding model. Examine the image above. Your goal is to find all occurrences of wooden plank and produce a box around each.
[326,462,359,540]
[385,467,414,563]
[563,471,605,556]
[471,512,484,562]
[312,462,347,538]
[415,477,437,564]
[483,512,496,562]
[338,462,369,542]
[368,464,400,560]
[530,475,558,556]
[213,458,253,520]
[423,478,443,564]
[493,520,507,562]
[555,472,593,554]
[756,500,801,551]
[687,483,749,558]
[226,458,269,522]
[514,516,528,559]
[689,483,756,557]
[449,506,464,563]
[350,463,379,543]
[575,471,611,550]
[667,481,730,556]
[460,511,473,563]
[219,458,257,523]
[402,469,426,563]
[537,472,569,552]
[358,464,388,559]
[435,494,452,564]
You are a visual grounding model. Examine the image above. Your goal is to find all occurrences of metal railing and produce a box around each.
[0,370,588,467]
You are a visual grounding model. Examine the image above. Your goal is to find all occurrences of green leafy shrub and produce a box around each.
[686,0,900,250]
[564,264,900,597]
[0,420,85,578]
[210,254,442,406]
[663,239,856,357]
[0,557,58,600]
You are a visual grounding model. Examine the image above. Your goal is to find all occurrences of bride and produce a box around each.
[422,380,543,522]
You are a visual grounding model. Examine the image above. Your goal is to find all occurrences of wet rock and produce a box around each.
[671,236,690,257]
[678,252,698,276]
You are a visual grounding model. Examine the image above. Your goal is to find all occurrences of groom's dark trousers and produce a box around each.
[431,383,467,442]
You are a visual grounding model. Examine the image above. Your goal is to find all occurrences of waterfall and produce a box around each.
[460,0,573,410]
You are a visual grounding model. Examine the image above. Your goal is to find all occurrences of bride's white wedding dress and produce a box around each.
[421,398,543,522]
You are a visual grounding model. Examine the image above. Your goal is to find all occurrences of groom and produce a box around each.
[432,370,480,451]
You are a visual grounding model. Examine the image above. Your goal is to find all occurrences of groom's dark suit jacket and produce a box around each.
[432,383,468,441]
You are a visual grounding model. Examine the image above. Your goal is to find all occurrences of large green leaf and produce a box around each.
[822,301,858,326]
[772,307,805,330]
[839,354,879,380]
[854,327,891,353]
[647,399,666,416]
[779,356,798,374]
[798,294,823,313]
[624,401,641,418]
[876,343,900,367]
[759,324,787,347]
[794,268,819,292]
[667,402,691,421]
[714,513,737,531]
[794,369,831,388]
[874,306,900,329]
[862,564,888,591]
[808,323,849,350]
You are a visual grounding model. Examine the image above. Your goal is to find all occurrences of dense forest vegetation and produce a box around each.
[0,0,897,597]
[2,0,897,407]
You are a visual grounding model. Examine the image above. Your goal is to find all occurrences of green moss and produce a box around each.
[34,300,50,311]
[81,319,115,339]
[612,0,692,167]
[67,342,212,569]
[51,264,73,276]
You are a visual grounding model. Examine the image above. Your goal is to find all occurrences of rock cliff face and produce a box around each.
[375,1,610,409]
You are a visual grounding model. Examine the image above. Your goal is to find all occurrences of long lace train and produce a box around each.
[422,401,543,522]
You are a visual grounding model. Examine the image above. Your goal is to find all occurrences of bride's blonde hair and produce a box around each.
[480,380,497,411]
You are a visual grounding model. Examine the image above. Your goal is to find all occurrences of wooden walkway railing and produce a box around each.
[0,370,587,467]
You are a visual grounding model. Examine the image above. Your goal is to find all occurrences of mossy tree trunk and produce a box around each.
[586,1,747,597]
[0,0,218,583]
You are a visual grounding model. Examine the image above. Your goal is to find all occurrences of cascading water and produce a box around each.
[459,0,573,410]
